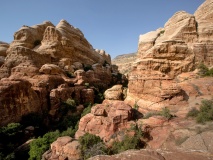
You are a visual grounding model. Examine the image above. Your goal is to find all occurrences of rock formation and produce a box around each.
[0,20,113,126]
[112,52,137,74]
[42,136,81,160]
[126,0,213,112]
[45,1,213,160]
[75,100,134,142]
[0,41,9,66]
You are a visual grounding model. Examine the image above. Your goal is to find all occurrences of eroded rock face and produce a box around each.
[43,136,81,160]
[194,0,213,43]
[104,85,124,100]
[0,20,113,126]
[0,41,9,66]
[127,0,213,111]
[0,79,41,126]
[75,100,133,142]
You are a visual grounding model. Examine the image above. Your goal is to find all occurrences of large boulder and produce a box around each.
[75,100,133,142]
[43,136,81,160]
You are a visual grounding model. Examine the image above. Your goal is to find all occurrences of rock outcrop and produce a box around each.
[42,136,81,160]
[75,100,134,142]
[126,0,213,112]
[0,41,9,66]
[0,20,114,126]
[88,149,211,160]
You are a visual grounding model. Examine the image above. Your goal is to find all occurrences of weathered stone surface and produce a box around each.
[88,149,165,160]
[43,136,80,160]
[88,149,212,160]
[156,11,197,44]
[0,79,41,126]
[104,85,124,100]
[0,19,114,126]
[10,21,54,49]
[75,100,133,142]
[126,0,213,112]
[39,64,62,75]
[0,41,9,57]
[194,0,213,43]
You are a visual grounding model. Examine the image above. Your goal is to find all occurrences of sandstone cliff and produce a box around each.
[44,1,213,160]
[0,20,113,126]
[126,0,213,113]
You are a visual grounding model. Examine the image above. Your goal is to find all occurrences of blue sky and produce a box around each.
[0,0,204,58]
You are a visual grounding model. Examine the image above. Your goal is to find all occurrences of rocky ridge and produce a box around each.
[0,20,113,126]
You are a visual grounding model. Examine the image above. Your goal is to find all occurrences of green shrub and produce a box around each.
[196,99,213,124]
[66,98,76,107]
[56,115,80,131]
[94,92,104,104]
[81,104,92,117]
[198,63,213,77]
[60,127,77,137]
[110,135,143,154]
[160,107,173,120]
[196,112,210,124]
[133,101,139,110]
[61,98,77,112]
[29,130,60,160]
[143,111,159,119]
[110,123,145,154]
[79,133,104,159]
[1,123,22,137]
[187,108,199,117]
[187,99,213,124]
[83,142,107,159]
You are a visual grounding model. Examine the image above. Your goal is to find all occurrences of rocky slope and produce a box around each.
[0,20,114,126]
[112,52,137,74]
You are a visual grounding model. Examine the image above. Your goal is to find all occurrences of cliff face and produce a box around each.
[126,0,213,112]
[0,20,113,126]
[44,1,213,160]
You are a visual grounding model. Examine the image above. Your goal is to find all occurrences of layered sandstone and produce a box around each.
[127,0,213,111]
[0,20,113,126]
[75,100,134,142]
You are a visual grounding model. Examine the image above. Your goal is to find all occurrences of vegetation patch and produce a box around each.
[198,63,213,77]
[187,99,213,124]
[79,133,106,159]
[143,107,174,120]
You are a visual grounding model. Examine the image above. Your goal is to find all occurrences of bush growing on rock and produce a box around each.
[29,130,60,160]
[187,108,199,117]
[187,99,213,124]
[79,133,106,159]
[198,63,213,77]
[160,107,173,120]
[81,103,92,117]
